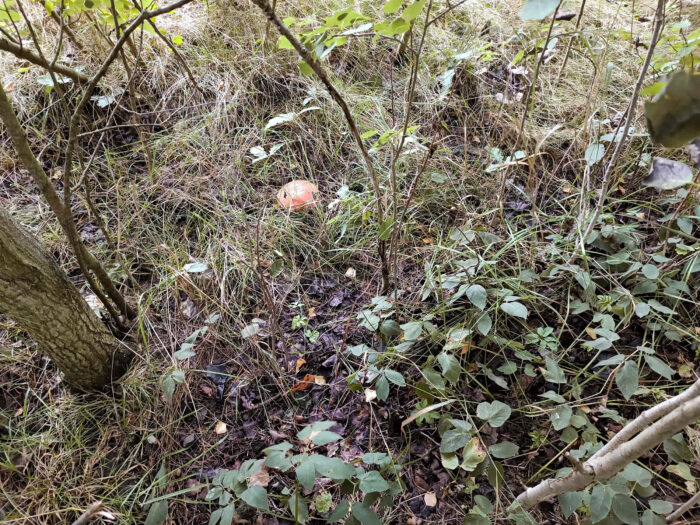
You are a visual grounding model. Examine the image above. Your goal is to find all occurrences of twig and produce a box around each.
[249,0,390,292]
[70,501,103,525]
[0,38,88,83]
[578,0,665,250]
[668,491,700,523]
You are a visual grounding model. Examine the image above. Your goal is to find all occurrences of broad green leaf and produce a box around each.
[401,321,422,341]
[461,437,487,471]
[641,263,659,280]
[590,484,614,523]
[644,355,674,379]
[144,500,168,525]
[667,462,695,481]
[585,143,606,166]
[551,405,573,431]
[440,429,470,453]
[296,460,316,490]
[489,441,519,459]
[663,434,693,462]
[383,0,402,13]
[219,503,235,525]
[351,501,381,525]
[378,217,394,241]
[519,0,560,20]
[403,0,426,21]
[362,452,391,467]
[375,375,389,401]
[278,35,294,49]
[501,301,528,319]
[240,485,269,511]
[384,369,405,386]
[441,451,459,470]
[438,352,461,384]
[288,492,309,524]
[466,284,487,310]
[612,494,638,525]
[544,357,566,384]
[617,361,639,400]
[645,71,700,147]
[310,455,354,481]
[357,470,389,493]
[328,500,350,522]
[476,312,492,335]
[558,491,584,518]
[476,401,511,427]
[649,500,673,515]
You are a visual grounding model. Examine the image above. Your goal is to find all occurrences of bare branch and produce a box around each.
[0,37,88,83]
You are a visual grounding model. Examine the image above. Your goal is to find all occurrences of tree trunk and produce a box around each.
[0,207,126,390]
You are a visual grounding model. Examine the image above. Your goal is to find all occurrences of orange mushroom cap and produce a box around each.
[276,180,319,211]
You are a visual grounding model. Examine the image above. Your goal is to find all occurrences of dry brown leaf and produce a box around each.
[308,307,317,319]
[291,374,317,392]
[295,358,306,373]
[585,327,597,339]
[424,492,437,507]
[214,421,227,434]
[249,467,271,487]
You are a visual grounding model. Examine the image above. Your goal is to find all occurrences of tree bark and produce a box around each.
[0,207,126,389]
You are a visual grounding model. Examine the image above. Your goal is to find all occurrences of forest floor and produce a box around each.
[1,0,699,524]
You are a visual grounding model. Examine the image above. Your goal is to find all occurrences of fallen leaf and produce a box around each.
[424,492,437,507]
[422,237,434,244]
[314,375,326,385]
[249,467,271,487]
[201,385,214,397]
[295,358,306,373]
[291,374,317,392]
[364,389,377,402]
[585,327,598,339]
[214,421,227,434]
[308,307,317,319]
[562,182,572,193]
[14,407,22,417]
[345,267,357,279]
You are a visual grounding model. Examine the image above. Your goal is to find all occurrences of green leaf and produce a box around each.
[501,301,528,319]
[466,284,487,310]
[519,0,560,20]
[475,312,492,335]
[219,503,235,525]
[296,459,316,490]
[544,357,566,384]
[617,361,639,400]
[585,143,606,166]
[209,508,222,525]
[489,441,519,459]
[375,375,389,401]
[403,0,426,21]
[461,437,487,471]
[240,485,269,511]
[384,369,405,386]
[649,500,673,515]
[288,491,309,524]
[438,352,461,384]
[612,494,638,525]
[328,500,350,522]
[667,462,695,481]
[664,434,693,462]
[144,500,168,525]
[440,429,470,453]
[352,501,381,525]
[641,263,659,280]
[645,71,700,147]
[558,491,584,518]
[357,470,389,493]
[590,484,614,523]
[441,451,459,470]
[310,455,354,481]
[362,452,391,467]
[315,492,333,513]
[551,405,573,431]
[378,217,394,241]
[383,0,402,14]
[401,321,422,341]
[278,35,294,49]
[644,355,674,379]
[161,374,176,402]
[476,401,511,427]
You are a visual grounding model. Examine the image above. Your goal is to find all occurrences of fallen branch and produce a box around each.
[515,378,700,509]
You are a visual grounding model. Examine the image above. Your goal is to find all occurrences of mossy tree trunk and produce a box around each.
[0,207,126,389]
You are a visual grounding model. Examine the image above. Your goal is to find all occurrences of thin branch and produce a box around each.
[668,491,700,523]
[0,38,88,84]
[250,0,390,291]
[515,378,700,509]
[578,0,665,248]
